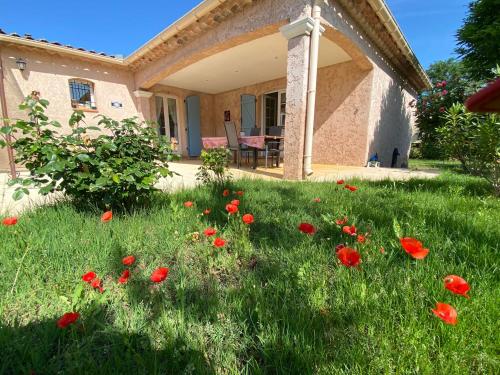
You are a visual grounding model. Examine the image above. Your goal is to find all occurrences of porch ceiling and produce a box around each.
[158,33,351,94]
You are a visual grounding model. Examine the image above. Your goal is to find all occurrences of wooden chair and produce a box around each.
[224,121,243,168]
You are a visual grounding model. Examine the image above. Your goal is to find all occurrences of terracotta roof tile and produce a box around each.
[0,28,119,60]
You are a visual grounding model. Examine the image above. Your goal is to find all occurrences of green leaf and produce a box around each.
[71,283,84,309]
[12,188,26,201]
[392,218,402,238]
[0,126,13,135]
[39,184,54,194]
[112,174,121,183]
[159,167,171,177]
[76,154,90,162]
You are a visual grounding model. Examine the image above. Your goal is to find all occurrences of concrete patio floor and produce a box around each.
[1,160,439,215]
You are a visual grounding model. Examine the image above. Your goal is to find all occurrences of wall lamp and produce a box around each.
[16,58,27,71]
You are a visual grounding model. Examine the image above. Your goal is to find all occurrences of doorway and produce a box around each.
[155,95,180,152]
[262,90,286,135]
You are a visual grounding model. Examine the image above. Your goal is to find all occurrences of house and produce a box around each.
[0,0,430,179]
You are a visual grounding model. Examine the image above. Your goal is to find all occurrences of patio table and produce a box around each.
[202,135,284,169]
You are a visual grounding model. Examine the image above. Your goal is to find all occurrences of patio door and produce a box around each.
[262,90,286,135]
[185,95,202,157]
[155,95,180,151]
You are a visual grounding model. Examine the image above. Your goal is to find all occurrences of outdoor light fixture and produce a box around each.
[16,58,27,71]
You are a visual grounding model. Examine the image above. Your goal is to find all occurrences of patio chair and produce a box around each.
[242,127,261,164]
[224,121,243,168]
[266,126,284,168]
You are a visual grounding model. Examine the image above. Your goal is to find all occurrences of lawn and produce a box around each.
[0,164,499,374]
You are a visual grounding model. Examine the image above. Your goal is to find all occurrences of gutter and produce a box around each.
[125,0,228,64]
[0,49,17,178]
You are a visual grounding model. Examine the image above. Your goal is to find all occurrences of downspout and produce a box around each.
[0,49,17,178]
[303,0,323,176]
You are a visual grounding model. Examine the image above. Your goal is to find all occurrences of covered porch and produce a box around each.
[132,4,375,179]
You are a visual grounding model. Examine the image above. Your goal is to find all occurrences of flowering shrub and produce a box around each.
[0,93,177,208]
[439,103,500,195]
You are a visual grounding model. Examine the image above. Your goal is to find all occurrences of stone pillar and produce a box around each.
[133,90,154,121]
[280,17,314,180]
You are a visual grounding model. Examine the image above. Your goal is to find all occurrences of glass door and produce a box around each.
[263,90,286,135]
[155,95,180,152]
[278,91,286,127]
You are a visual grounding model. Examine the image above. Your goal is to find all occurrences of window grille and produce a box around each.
[69,79,96,109]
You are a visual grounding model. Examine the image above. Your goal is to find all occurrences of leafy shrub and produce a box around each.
[196,147,232,186]
[439,103,499,195]
[0,93,177,208]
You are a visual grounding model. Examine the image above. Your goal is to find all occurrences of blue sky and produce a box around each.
[0,0,470,69]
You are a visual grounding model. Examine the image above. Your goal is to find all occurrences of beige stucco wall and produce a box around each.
[320,2,418,168]
[0,45,139,171]
[365,63,417,168]
[313,61,373,166]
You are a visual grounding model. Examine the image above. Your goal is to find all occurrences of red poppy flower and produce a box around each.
[2,217,18,226]
[204,227,217,237]
[57,312,80,329]
[357,234,366,243]
[342,225,357,236]
[431,302,457,325]
[442,89,448,96]
[444,275,470,298]
[242,214,254,224]
[101,211,112,222]
[335,243,345,253]
[336,180,344,185]
[230,199,240,206]
[335,217,348,225]
[81,271,96,283]
[150,267,169,283]
[225,204,238,214]
[345,185,357,192]
[313,198,321,203]
[203,209,211,215]
[235,191,244,196]
[222,189,230,197]
[91,278,104,293]
[122,255,135,266]
[213,237,226,247]
[379,247,385,254]
[400,237,429,259]
[184,201,194,208]
[298,222,316,235]
[337,247,361,267]
[118,269,130,284]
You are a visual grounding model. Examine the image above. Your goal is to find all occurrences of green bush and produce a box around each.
[439,103,499,195]
[0,93,177,208]
[196,147,232,186]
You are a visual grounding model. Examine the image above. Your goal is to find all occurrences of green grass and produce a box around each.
[409,158,462,172]
[1,164,499,374]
